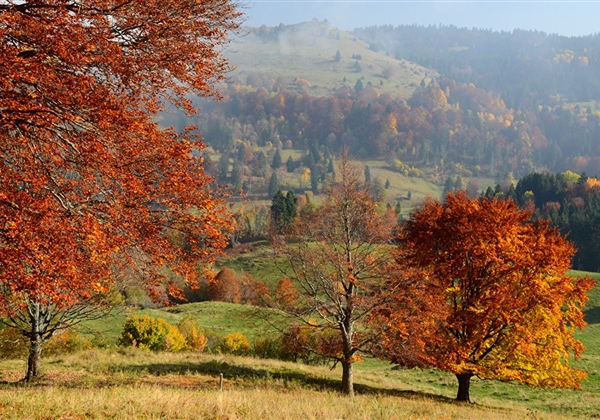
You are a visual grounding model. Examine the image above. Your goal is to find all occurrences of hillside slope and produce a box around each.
[224,21,436,98]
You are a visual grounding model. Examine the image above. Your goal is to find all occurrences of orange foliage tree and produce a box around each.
[0,0,240,380]
[274,278,299,307]
[209,268,241,304]
[382,192,594,402]
[273,154,398,396]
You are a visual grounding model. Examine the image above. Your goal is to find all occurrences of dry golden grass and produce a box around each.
[0,349,572,419]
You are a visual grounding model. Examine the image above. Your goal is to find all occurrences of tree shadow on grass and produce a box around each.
[119,359,458,404]
[584,307,600,324]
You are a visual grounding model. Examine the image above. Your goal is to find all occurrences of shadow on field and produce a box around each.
[584,307,600,324]
[120,360,456,403]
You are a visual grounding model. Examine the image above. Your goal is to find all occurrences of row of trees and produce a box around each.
[487,171,600,271]
[271,156,593,401]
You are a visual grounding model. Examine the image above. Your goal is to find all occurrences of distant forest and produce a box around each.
[188,78,599,178]
[172,25,600,179]
[353,25,600,108]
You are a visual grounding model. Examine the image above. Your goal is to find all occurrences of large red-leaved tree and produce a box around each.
[381,192,594,402]
[0,0,241,380]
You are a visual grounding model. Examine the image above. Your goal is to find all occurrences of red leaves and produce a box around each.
[0,1,240,311]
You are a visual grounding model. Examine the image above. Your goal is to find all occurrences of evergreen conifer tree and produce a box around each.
[272,149,283,169]
[268,172,279,198]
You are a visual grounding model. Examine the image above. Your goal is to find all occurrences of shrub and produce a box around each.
[0,326,27,359]
[44,329,93,356]
[209,268,241,303]
[252,335,284,359]
[281,324,334,365]
[216,332,250,356]
[274,278,299,307]
[119,315,187,352]
[407,167,424,177]
[177,316,208,352]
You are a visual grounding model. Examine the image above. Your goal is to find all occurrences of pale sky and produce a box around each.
[243,1,600,37]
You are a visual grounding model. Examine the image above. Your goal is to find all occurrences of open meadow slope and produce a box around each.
[0,270,599,418]
[224,21,436,98]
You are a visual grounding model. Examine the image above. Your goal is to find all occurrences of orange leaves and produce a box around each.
[0,1,240,312]
[382,192,594,391]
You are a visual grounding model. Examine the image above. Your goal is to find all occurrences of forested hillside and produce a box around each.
[353,25,600,107]
[163,22,600,186]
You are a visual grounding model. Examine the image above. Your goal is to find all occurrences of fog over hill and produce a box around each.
[177,20,600,271]
[224,21,435,98]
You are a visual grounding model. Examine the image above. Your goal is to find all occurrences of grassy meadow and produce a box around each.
[0,261,599,418]
[225,21,436,99]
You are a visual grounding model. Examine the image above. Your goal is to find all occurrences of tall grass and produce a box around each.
[0,349,565,419]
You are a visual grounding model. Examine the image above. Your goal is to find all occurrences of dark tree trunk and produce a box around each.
[25,336,43,382]
[456,373,473,402]
[341,359,354,397]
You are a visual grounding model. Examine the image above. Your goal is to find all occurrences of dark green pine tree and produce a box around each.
[270,190,297,234]
[268,172,279,198]
[272,149,283,169]
[286,156,295,173]
[354,78,364,91]
[284,191,298,225]
[454,176,464,192]
[310,168,319,194]
[218,152,230,184]
[507,183,517,201]
[270,190,286,234]
[394,200,402,216]
[231,159,243,190]
[442,176,454,199]
[364,165,371,184]
[327,159,335,173]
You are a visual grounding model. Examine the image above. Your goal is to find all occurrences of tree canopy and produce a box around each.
[381,192,594,402]
[273,155,397,396]
[0,0,241,380]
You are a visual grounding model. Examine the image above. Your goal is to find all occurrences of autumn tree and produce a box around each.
[382,192,594,402]
[274,278,299,307]
[0,0,240,380]
[272,154,397,396]
[209,268,241,304]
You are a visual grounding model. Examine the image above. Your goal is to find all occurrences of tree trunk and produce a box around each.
[25,301,45,382]
[26,336,43,382]
[341,359,354,397]
[456,373,473,402]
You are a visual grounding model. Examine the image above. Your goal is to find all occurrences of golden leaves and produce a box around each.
[383,192,594,390]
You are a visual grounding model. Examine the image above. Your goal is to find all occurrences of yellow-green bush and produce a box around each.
[119,315,187,352]
[177,316,208,352]
[44,329,93,356]
[216,332,250,356]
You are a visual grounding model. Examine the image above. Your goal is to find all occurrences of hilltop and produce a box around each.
[223,21,435,98]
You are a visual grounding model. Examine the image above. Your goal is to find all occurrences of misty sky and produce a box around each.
[243,1,600,37]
